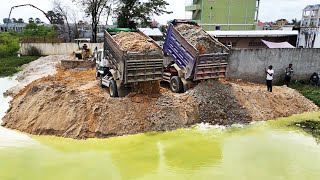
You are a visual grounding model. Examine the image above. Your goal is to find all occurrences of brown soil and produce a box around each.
[227,79,319,121]
[2,69,318,139]
[113,32,158,52]
[176,24,227,54]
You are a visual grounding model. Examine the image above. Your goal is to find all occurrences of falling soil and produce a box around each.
[113,32,158,53]
[175,24,227,54]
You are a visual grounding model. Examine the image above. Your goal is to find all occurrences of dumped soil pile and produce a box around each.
[2,68,319,138]
[2,69,199,138]
[229,80,319,121]
[4,55,68,96]
[190,81,251,125]
[113,32,158,52]
[176,24,226,54]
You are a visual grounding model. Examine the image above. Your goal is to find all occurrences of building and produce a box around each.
[0,23,26,32]
[297,4,320,48]
[185,0,260,31]
[272,19,289,30]
[208,30,298,48]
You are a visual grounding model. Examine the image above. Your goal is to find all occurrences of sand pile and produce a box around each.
[229,80,319,121]
[113,32,158,53]
[2,66,319,139]
[176,24,227,54]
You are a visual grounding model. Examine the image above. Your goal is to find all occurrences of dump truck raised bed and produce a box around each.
[163,20,229,93]
[100,28,163,97]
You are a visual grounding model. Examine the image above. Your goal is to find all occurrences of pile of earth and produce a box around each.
[2,65,318,139]
[113,32,158,52]
[176,24,227,54]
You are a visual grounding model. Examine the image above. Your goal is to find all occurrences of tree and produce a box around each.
[291,18,301,28]
[115,0,172,28]
[0,33,20,57]
[72,0,111,43]
[52,0,73,42]
[47,11,64,25]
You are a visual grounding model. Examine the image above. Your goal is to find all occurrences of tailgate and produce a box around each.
[125,59,163,83]
[194,53,228,81]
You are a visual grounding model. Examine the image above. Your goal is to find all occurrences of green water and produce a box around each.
[1,112,320,180]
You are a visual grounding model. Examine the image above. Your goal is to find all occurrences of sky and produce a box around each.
[0,0,319,24]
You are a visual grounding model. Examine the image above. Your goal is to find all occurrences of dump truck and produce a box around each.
[162,19,229,93]
[100,28,163,97]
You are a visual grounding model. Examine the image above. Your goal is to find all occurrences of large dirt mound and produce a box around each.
[229,80,319,121]
[2,69,199,138]
[113,32,158,52]
[2,69,318,139]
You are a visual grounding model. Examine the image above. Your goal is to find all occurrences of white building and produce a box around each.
[297,4,320,48]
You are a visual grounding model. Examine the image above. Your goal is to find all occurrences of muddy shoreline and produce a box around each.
[1,56,319,139]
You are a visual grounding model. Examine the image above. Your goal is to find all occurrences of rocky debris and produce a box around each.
[175,24,226,54]
[113,32,158,53]
[190,81,252,125]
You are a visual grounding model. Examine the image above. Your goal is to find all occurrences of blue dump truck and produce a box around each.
[162,20,229,93]
[100,28,163,97]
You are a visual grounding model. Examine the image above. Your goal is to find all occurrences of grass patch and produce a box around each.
[290,82,320,107]
[0,56,39,77]
[292,120,320,141]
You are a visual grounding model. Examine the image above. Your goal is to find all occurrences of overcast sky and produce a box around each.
[0,0,319,24]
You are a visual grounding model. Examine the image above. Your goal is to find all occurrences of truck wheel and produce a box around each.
[109,80,118,97]
[170,76,184,93]
[100,75,106,88]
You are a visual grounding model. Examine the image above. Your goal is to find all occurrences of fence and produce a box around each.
[20,43,103,56]
[228,48,320,83]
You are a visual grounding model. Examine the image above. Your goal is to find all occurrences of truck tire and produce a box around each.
[109,80,118,97]
[170,76,184,93]
[100,75,106,88]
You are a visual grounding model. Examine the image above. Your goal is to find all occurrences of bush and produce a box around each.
[0,32,20,57]
[291,81,320,107]
[27,46,42,56]
[0,56,39,77]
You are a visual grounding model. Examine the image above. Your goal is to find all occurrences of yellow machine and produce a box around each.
[74,38,91,60]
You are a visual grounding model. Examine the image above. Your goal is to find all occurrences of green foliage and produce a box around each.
[293,120,320,141]
[115,0,172,28]
[291,82,320,107]
[22,23,56,38]
[0,56,39,77]
[0,33,20,58]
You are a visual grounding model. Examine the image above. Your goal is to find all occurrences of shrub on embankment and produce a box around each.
[0,56,39,77]
[0,32,20,58]
[291,82,320,107]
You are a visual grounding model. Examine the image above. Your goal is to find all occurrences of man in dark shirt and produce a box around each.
[310,72,319,86]
[284,64,294,86]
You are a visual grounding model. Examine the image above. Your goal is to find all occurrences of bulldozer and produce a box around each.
[74,38,92,60]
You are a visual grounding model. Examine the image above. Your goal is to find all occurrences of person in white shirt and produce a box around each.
[265,65,274,92]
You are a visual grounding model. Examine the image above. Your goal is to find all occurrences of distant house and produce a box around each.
[0,23,26,32]
[297,4,320,48]
[208,30,298,49]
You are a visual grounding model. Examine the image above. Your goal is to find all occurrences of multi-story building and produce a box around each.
[298,4,320,48]
[0,23,26,32]
[185,0,260,31]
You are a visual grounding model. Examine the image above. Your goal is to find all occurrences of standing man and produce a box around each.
[266,65,274,92]
[284,63,294,86]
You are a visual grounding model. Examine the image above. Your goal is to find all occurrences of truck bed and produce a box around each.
[104,30,163,84]
[163,20,229,81]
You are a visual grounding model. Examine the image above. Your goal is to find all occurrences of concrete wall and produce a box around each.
[20,43,103,56]
[228,48,320,83]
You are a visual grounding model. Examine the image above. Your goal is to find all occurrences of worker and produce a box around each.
[82,44,91,60]
[310,72,319,86]
[284,63,294,86]
[265,65,274,92]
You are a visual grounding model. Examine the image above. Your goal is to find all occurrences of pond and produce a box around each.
[1,77,320,180]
